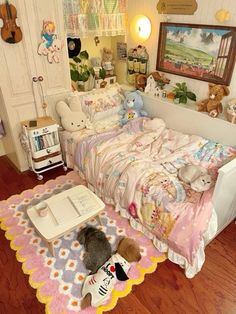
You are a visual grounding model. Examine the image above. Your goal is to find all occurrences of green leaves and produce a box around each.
[70,69,79,82]
[79,50,89,60]
[99,67,106,80]
[173,82,196,104]
[69,50,94,82]
[186,91,197,101]
[73,56,81,63]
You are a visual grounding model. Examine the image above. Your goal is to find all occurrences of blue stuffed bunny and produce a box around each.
[119,91,148,125]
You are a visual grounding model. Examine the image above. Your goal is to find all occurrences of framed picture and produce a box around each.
[156,22,236,85]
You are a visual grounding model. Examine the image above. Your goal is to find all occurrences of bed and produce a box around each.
[54,85,236,278]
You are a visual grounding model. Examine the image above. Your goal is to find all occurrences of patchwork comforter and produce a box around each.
[75,118,235,265]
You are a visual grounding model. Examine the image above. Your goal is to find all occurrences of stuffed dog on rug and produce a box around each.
[78,226,112,274]
[80,237,141,309]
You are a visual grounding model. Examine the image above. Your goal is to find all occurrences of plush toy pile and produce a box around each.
[119,91,148,125]
[197,83,230,118]
[81,237,141,308]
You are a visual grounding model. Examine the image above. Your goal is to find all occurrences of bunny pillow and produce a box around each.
[56,101,87,132]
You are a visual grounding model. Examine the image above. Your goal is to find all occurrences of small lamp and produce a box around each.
[130,15,151,43]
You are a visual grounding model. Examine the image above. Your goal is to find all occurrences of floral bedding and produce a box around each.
[74,118,236,265]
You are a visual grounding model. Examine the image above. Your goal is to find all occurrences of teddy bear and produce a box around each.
[178,164,212,192]
[135,74,147,92]
[119,91,148,125]
[56,101,87,132]
[101,48,115,76]
[197,83,230,118]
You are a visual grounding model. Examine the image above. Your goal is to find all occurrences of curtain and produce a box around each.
[63,0,127,38]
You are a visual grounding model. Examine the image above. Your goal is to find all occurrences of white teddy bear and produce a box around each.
[56,101,87,132]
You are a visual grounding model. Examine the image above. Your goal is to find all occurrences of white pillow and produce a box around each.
[67,83,125,123]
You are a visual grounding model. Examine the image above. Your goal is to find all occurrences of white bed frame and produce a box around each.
[141,92,236,237]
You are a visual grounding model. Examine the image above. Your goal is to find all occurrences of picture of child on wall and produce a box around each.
[41,20,56,50]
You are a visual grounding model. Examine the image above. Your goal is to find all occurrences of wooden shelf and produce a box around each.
[140,92,236,147]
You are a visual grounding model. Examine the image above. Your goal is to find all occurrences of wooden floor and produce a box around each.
[0,155,235,314]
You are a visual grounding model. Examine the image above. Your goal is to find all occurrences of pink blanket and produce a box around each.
[75,118,236,264]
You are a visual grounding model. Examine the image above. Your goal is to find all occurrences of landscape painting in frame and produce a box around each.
[156,23,236,85]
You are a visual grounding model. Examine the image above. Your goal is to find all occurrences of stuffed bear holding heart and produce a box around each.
[119,91,148,126]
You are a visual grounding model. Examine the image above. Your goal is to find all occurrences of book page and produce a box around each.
[49,197,80,225]
[68,191,101,216]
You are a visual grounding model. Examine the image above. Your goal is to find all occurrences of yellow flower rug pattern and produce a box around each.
[0,171,166,313]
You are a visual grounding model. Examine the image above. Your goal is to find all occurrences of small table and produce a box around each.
[27,185,105,256]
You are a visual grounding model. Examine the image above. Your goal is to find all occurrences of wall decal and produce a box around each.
[215,9,230,22]
[37,20,63,63]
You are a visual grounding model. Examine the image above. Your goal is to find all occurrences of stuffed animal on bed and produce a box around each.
[80,237,141,309]
[56,101,87,132]
[197,83,230,118]
[178,165,212,192]
[119,91,148,125]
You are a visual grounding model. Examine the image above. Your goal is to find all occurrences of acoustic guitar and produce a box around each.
[0,0,22,44]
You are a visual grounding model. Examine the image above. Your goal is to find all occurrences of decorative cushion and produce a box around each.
[67,83,125,123]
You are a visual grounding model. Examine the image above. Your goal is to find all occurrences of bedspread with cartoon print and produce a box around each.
[75,118,236,264]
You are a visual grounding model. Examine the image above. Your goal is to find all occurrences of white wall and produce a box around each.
[127,0,236,103]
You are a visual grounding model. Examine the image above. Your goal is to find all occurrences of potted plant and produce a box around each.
[173,82,196,104]
[99,67,107,88]
[70,50,95,91]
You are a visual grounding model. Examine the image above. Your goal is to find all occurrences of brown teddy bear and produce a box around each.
[135,74,147,91]
[101,47,115,76]
[197,83,230,118]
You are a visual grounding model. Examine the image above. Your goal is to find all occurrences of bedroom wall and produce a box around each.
[127,0,236,103]
[0,141,5,156]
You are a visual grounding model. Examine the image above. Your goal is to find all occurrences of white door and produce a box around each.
[0,0,71,171]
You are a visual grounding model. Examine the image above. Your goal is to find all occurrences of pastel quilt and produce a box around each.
[75,118,236,264]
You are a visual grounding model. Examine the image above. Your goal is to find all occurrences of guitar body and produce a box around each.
[0,1,22,44]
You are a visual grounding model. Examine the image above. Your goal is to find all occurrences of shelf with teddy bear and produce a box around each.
[92,48,117,89]
[142,71,236,127]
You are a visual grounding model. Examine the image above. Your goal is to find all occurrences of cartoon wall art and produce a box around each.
[37,20,63,64]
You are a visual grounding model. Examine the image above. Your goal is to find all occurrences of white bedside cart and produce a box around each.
[21,116,67,180]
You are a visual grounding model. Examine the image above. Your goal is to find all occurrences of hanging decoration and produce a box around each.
[63,0,127,38]
[67,37,81,58]
[37,20,63,63]
[0,1,22,44]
